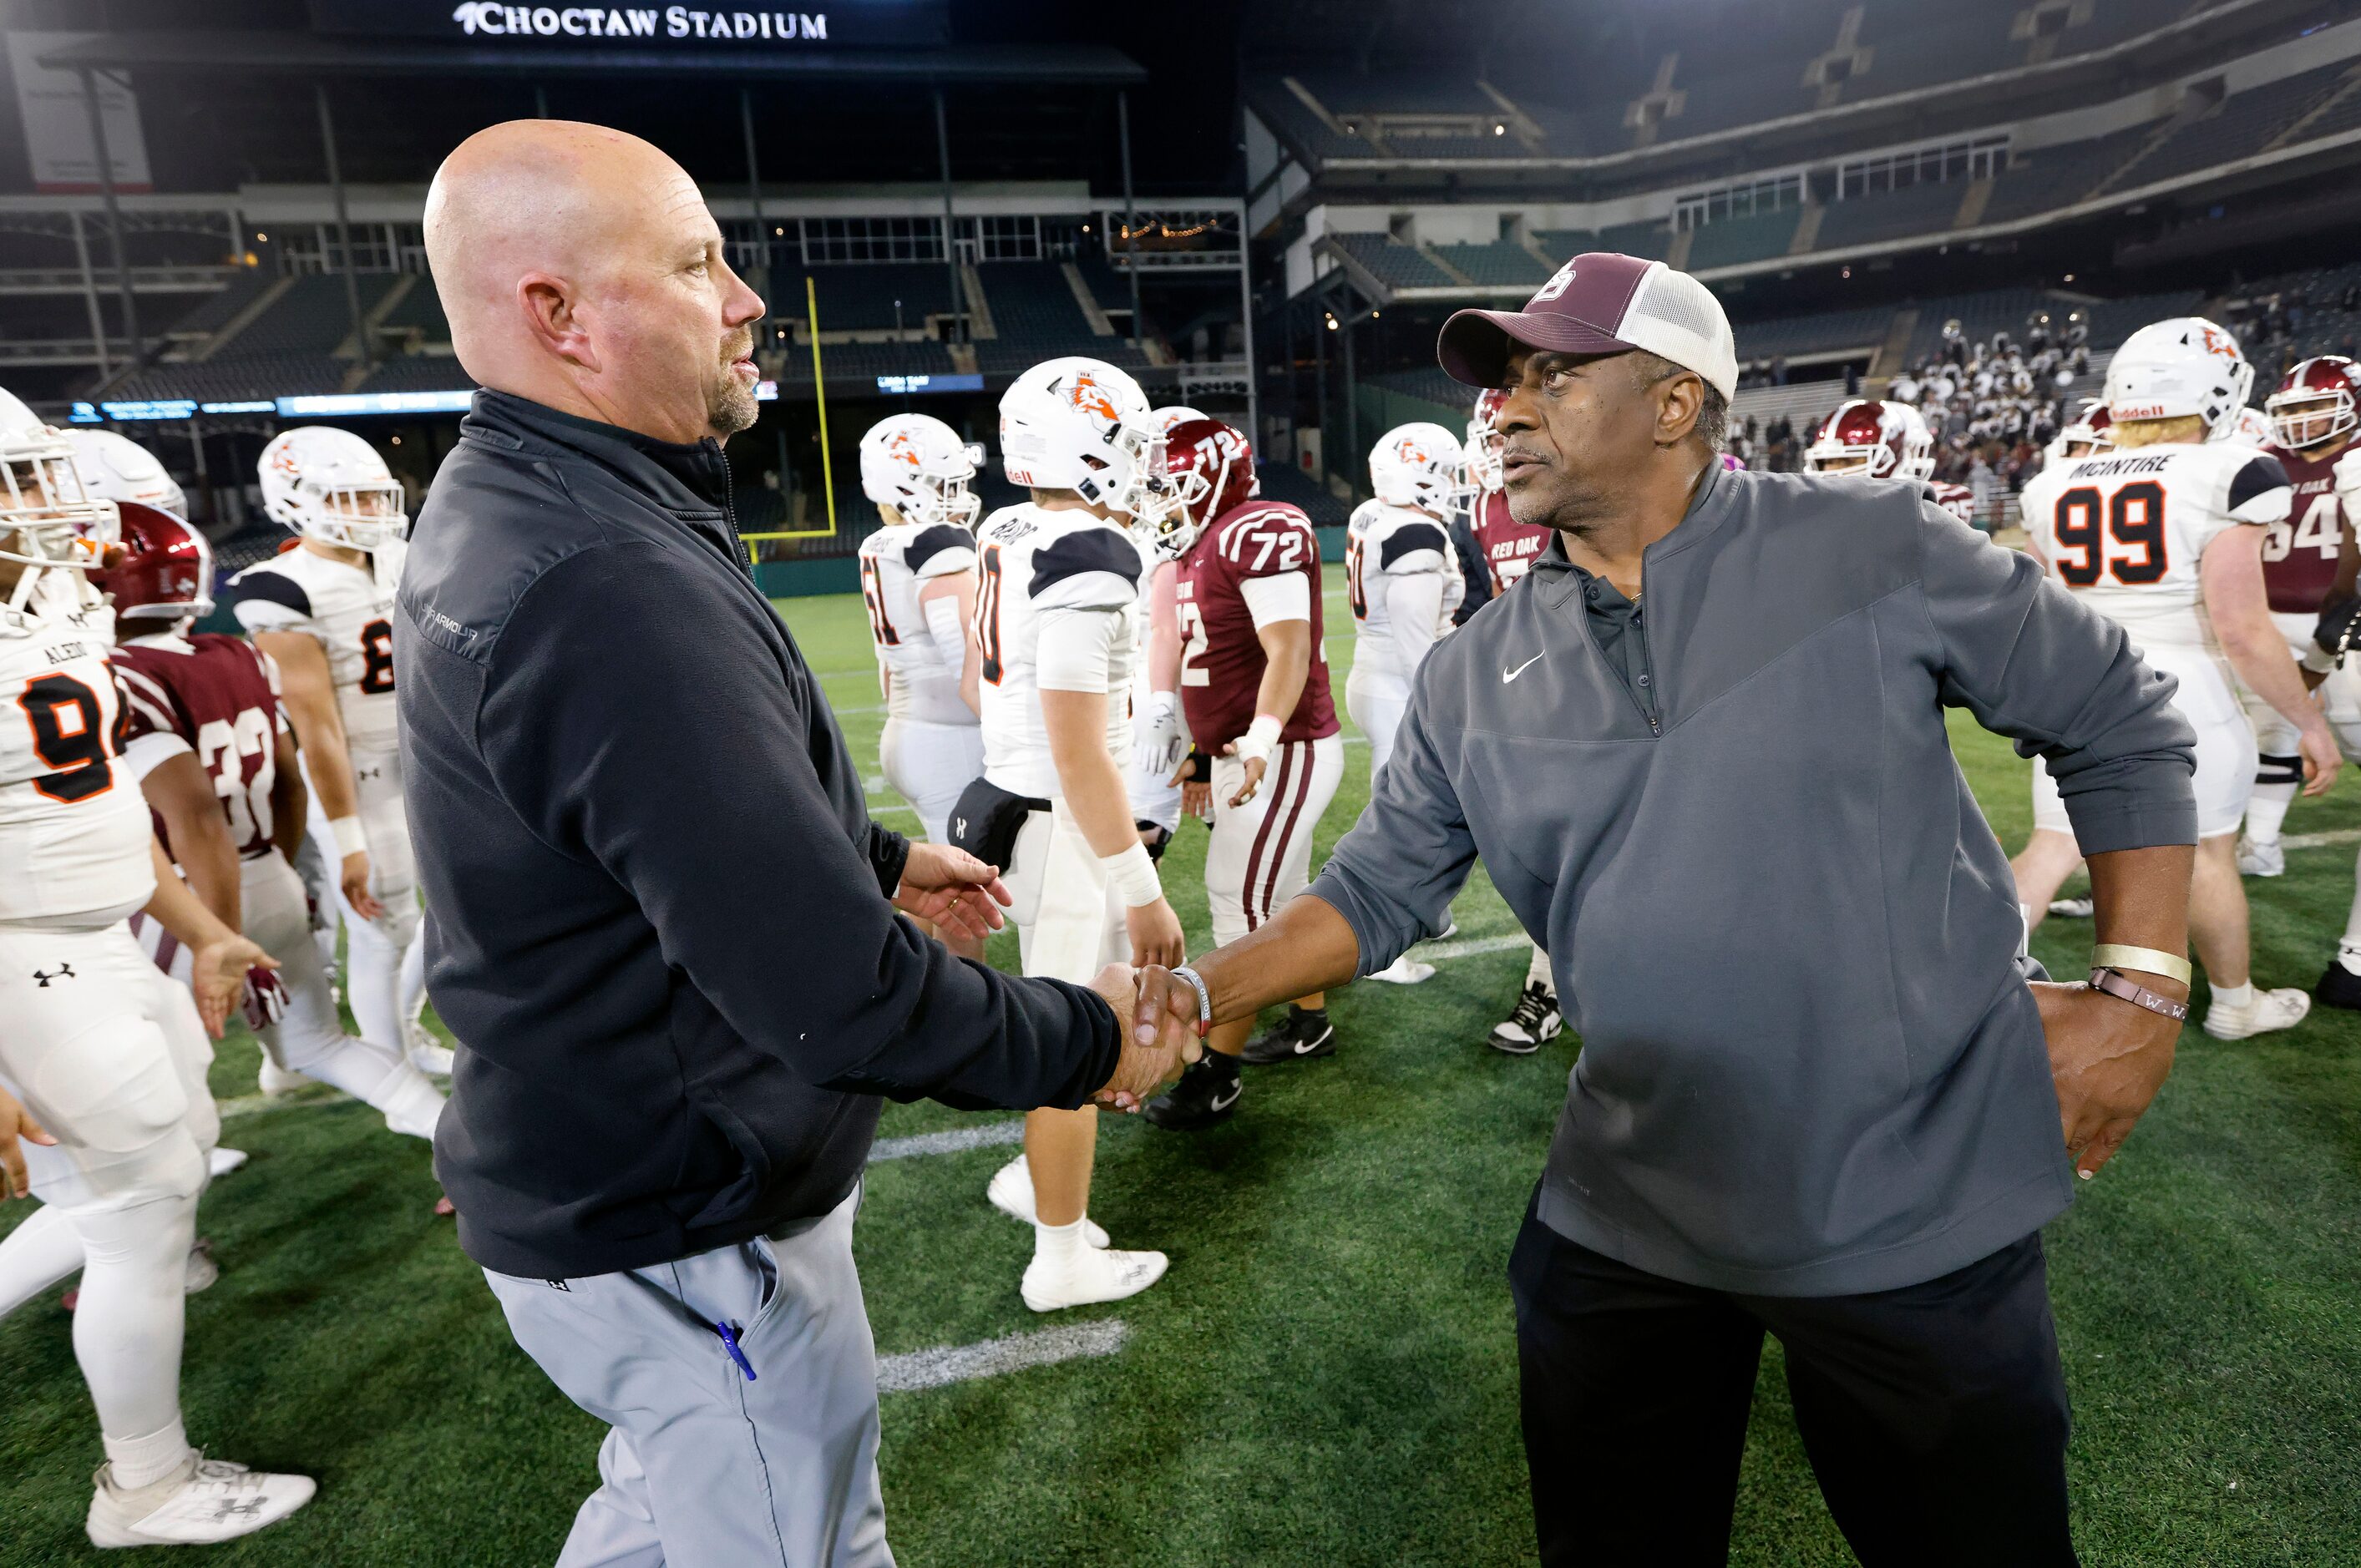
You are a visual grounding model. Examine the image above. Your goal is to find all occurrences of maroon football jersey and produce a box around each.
[1927,481,1977,528]
[1472,489,1553,595]
[1174,500,1339,748]
[2260,439,2348,614]
[111,632,282,859]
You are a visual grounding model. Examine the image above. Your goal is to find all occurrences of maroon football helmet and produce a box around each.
[93,500,212,622]
[1153,417,1255,558]
[1806,399,1934,482]
[2265,356,2361,451]
[1465,387,1509,491]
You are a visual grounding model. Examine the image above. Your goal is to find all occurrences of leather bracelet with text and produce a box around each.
[2090,943,2193,986]
[2088,967,2191,1023]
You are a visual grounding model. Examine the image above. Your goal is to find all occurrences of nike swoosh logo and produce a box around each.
[1502,654,1545,683]
[1211,1083,1241,1110]
[1293,1028,1334,1055]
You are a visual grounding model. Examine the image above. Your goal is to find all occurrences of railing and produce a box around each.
[0,266,239,295]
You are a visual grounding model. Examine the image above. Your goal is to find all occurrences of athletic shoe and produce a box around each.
[256,1056,307,1097]
[1487,981,1563,1055]
[2237,837,2286,878]
[2202,987,2312,1040]
[205,1148,248,1178]
[2315,949,2361,1011]
[1434,915,1461,941]
[1020,1244,1167,1313]
[2046,898,2093,919]
[985,1156,1108,1248]
[1143,1052,1242,1131]
[86,1453,315,1549]
[1367,954,1436,985]
[404,1023,455,1077]
[1239,1006,1336,1065]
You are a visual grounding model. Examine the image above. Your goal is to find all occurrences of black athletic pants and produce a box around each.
[1508,1200,2077,1567]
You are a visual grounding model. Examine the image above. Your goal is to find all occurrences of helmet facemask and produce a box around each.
[2267,387,2355,452]
[292,477,408,552]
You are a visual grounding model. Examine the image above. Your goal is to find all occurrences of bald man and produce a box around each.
[398,122,1190,1568]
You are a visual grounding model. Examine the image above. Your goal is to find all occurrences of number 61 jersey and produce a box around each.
[2018,441,2292,650]
[226,541,401,746]
[0,587,153,928]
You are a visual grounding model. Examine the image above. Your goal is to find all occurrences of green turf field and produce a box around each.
[3,584,2358,1565]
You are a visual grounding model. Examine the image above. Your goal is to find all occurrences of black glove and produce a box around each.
[2314,593,2361,665]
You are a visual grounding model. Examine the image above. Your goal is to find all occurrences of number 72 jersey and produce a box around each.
[2019,442,2292,650]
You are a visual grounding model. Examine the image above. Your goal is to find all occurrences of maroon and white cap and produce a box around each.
[1437,252,1739,402]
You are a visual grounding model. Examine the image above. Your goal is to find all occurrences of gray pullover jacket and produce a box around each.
[1310,463,2196,1296]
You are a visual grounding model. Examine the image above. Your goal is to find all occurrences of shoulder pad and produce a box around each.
[2228,453,2293,516]
[1028,524,1143,608]
[227,567,312,620]
[1379,520,1450,570]
[904,524,977,578]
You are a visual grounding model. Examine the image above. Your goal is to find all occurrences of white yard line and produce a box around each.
[866,1120,1025,1162]
[877,1320,1128,1394]
[2280,827,2361,852]
[1419,933,1530,962]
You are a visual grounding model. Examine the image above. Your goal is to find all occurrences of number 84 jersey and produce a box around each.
[0,588,154,928]
[2019,442,2292,651]
[228,541,401,746]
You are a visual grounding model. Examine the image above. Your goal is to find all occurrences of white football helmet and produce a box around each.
[61,427,188,516]
[2227,406,2275,449]
[0,387,109,612]
[259,426,407,551]
[1805,399,1935,483]
[2105,317,2253,442]
[1153,405,1208,436]
[999,357,1165,519]
[859,414,982,531]
[1368,422,1466,514]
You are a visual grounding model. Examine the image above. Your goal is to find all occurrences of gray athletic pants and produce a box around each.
[484,1186,893,1568]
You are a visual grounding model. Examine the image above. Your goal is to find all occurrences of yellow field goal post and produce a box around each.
[738,275,839,566]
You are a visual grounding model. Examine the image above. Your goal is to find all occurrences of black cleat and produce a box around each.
[1143,1052,1242,1130]
[2315,957,2361,1010]
[1487,981,1563,1055]
[1240,1006,1337,1065]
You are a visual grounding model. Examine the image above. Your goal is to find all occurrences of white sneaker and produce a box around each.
[205,1147,248,1178]
[2203,987,2312,1040]
[2046,898,2093,919]
[86,1453,315,1548]
[1020,1244,1168,1313]
[1368,954,1436,985]
[985,1156,1108,1248]
[2237,837,2286,878]
[256,1056,307,1097]
[184,1238,218,1295]
[404,1022,454,1076]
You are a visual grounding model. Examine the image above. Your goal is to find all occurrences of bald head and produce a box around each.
[426,120,765,446]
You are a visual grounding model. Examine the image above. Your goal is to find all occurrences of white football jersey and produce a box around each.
[228,541,402,746]
[0,584,153,928]
[975,502,1142,802]
[1345,499,1464,687]
[857,519,978,727]
[2021,443,2292,651]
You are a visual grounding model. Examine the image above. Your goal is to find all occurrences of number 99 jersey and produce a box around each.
[2018,441,2292,651]
[226,540,401,747]
[0,589,154,928]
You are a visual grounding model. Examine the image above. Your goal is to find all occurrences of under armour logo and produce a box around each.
[210,1498,269,1520]
[545,1278,571,1292]
[356,766,383,781]
[955,817,967,837]
[32,964,76,986]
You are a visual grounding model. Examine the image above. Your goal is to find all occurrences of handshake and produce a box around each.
[1084,964,1205,1113]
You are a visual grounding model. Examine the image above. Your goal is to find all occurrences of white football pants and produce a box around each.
[879,716,984,848]
[0,921,213,1450]
[1206,735,1343,948]
[1002,803,1130,982]
[2034,644,2255,841]
[307,736,423,1055]
[1345,672,1411,783]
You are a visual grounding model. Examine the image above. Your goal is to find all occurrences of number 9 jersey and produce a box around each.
[0,586,152,928]
[2018,441,2291,652]
[225,539,402,746]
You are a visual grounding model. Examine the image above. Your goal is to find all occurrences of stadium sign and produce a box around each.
[308,0,950,48]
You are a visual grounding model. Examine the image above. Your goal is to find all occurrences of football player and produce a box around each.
[2011,318,2333,1040]
[1805,399,1976,524]
[1464,387,1561,1053]
[1124,405,1209,858]
[59,427,188,517]
[1135,418,1344,1127]
[1345,422,1467,984]
[102,504,446,1139]
[2045,398,2114,464]
[960,357,1178,1310]
[2244,357,2361,1004]
[225,427,441,1075]
[0,394,315,1546]
[855,413,989,959]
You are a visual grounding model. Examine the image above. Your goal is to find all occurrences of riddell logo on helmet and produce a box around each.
[2111,402,2168,422]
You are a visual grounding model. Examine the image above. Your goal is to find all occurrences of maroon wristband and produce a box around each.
[2087,967,2190,1022]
